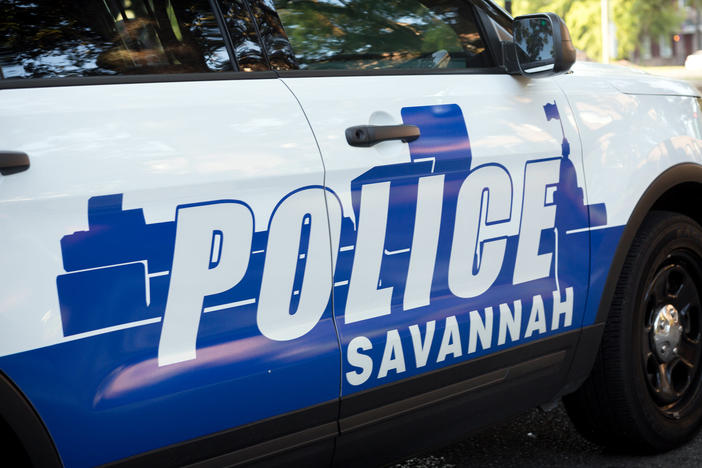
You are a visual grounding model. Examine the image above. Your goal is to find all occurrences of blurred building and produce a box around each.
[634,0,699,65]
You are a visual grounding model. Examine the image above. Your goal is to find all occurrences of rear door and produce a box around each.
[0,1,339,466]
[250,0,605,458]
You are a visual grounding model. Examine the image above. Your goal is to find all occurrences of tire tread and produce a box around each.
[564,211,702,452]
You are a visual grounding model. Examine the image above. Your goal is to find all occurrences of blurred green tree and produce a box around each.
[495,0,684,61]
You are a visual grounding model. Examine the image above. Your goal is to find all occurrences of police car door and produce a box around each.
[0,1,339,466]
[252,0,601,455]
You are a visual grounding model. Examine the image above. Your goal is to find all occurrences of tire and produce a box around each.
[564,211,702,452]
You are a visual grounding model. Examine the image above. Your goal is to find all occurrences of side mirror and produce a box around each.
[503,13,576,77]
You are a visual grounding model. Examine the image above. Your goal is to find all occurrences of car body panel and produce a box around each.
[555,71,702,325]
[572,62,701,97]
[0,79,341,467]
[281,73,601,396]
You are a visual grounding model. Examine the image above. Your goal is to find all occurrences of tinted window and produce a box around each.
[246,0,296,71]
[263,0,492,71]
[0,0,232,79]
[218,0,269,71]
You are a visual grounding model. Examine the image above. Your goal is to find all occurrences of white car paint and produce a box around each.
[0,79,327,357]
[556,66,702,228]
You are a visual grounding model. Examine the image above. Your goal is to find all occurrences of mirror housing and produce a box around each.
[502,13,576,77]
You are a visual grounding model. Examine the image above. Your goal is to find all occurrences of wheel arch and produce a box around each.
[595,163,702,325]
[0,370,61,467]
[562,163,702,396]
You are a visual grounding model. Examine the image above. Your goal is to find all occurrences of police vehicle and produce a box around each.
[2,0,702,466]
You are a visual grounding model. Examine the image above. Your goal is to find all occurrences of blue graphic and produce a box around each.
[57,195,173,335]
[0,101,618,467]
[55,102,606,341]
[329,102,610,395]
[544,101,561,121]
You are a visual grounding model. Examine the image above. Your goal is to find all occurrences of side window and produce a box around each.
[258,0,493,71]
[0,0,235,79]
[246,0,297,71]
[217,0,269,71]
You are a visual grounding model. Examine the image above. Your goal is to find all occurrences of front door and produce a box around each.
[253,0,606,403]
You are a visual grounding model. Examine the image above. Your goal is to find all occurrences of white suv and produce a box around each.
[1,1,702,466]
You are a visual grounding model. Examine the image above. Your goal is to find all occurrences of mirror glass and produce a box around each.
[513,17,555,73]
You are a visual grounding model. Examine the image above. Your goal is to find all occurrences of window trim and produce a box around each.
[472,2,503,68]
[474,0,513,27]
[210,0,241,71]
[240,0,273,70]
[0,71,278,90]
[275,67,504,79]
[474,3,511,68]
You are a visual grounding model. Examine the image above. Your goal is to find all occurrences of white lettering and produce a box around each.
[552,287,574,330]
[409,320,436,368]
[525,295,547,338]
[404,175,444,310]
[449,165,512,298]
[258,188,341,341]
[345,182,393,324]
[498,300,522,345]
[437,315,462,362]
[378,329,406,378]
[468,307,493,353]
[346,336,373,386]
[159,203,253,366]
[513,159,560,284]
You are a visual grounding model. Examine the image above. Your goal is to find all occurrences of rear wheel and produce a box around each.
[564,211,702,452]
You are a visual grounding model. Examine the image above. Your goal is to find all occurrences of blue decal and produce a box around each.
[6,192,341,467]
[332,102,611,394]
[0,101,622,467]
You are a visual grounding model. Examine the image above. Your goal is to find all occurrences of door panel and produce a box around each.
[0,78,340,466]
[283,73,605,395]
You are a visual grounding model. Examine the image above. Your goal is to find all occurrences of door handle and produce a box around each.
[0,152,30,175]
[345,124,420,147]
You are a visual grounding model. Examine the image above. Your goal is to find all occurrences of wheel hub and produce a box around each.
[652,304,683,363]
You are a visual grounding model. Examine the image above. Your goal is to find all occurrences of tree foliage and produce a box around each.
[497,0,684,60]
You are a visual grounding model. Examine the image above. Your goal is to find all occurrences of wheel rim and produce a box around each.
[641,250,702,416]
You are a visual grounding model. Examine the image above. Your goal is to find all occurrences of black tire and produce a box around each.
[564,211,702,452]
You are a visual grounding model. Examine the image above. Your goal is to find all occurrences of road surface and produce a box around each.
[396,403,702,467]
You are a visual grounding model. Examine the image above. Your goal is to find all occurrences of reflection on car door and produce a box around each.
[253,0,607,446]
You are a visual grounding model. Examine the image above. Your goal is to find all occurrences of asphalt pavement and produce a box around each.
[394,403,702,467]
